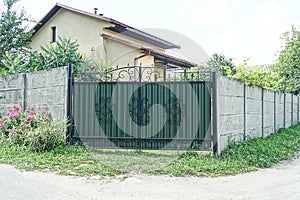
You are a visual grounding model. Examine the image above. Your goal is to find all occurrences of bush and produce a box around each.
[24,118,67,152]
[0,105,67,152]
[1,37,84,76]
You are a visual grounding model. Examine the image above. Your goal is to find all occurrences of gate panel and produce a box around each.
[73,80,211,150]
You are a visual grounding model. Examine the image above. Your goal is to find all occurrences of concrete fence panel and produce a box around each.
[285,94,292,127]
[0,75,24,117]
[246,86,262,138]
[0,67,68,118]
[293,95,299,125]
[217,76,245,152]
[215,75,300,154]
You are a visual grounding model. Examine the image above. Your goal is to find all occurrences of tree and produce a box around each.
[1,37,85,75]
[274,26,300,94]
[232,60,281,91]
[0,0,33,68]
[207,53,236,76]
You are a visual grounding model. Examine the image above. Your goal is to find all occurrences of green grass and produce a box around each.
[0,142,120,176]
[1,124,300,177]
[221,125,300,168]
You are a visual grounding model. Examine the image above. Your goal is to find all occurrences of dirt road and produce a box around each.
[0,158,300,200]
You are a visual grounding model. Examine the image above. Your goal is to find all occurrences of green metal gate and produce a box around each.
[72,66,212,150]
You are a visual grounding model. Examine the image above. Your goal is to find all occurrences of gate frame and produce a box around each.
[67,64,216,152]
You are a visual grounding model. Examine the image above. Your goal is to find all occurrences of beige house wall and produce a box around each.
[103,38,138,66]
[30,8,160,67]
[102,29,165,52]
[103,38,155,67]
[30,9,112,61]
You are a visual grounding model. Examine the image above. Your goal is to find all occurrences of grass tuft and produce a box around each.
[221,125,300,168]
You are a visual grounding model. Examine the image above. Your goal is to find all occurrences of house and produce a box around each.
[30,3,197,75]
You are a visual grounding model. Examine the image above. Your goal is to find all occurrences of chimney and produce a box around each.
[94,8,98,15]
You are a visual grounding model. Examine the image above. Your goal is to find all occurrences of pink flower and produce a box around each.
[26,115,35,121]
[0,123,3,127]
[13,105,20,111]
[8,111,19,119]
[42,110,51,117]
[11,112,19,118]
[10,129,16,134]
[29,108,36,115]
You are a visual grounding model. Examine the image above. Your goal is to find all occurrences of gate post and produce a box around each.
[66,63,74,144]
[211,72,219,156]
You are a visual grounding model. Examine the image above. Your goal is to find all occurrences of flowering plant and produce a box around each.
[0,105,66,151]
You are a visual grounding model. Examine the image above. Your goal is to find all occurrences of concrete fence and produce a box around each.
[1,67,300,154]
[214,75,300,154]
[0,67,69,118]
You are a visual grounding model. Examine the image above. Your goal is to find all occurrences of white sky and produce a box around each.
[3,0,300,65]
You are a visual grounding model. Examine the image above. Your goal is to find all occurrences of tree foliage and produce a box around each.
[0,0,33,68]
[1,37,85,75]
[273,26,300,94]
[207,53,236,76]
[0,36,115,77]
[39,37,84,72]
[232,61,281,91]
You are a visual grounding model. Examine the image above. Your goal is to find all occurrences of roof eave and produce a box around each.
[141,48,196,68]
[32,3,112,35]
[107,20,180,49]
[32,5,61,34]
[102,34,195,68]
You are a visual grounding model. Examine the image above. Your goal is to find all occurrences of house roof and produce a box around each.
[102,34,197,68]
[33,3,180,49]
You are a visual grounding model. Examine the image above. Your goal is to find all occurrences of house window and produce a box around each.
[51,26,56,43]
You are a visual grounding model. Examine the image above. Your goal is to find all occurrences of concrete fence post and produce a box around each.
[243,84,247,141]
[284,93,286,128]
[21,74,27,110]
[297,95,299,123]
[291,94,294,126]
[274,91,276,133]
[262,88,264,137]
[211,72,220,156]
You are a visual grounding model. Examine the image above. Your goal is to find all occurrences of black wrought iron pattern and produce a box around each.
[75,65,210,82]
[129,96,150,126]
[95,97,116,124]
[164,97,184,125]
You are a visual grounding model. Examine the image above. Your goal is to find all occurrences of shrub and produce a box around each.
[0,105,67,152]
[1,37,84,76]
[24,118,67,152]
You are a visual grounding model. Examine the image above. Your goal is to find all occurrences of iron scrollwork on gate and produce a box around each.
[129,96,150,126]
[164,97,184,125]
[95,97,116,124]
[94,84,184,129]
[76,65,170,82]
